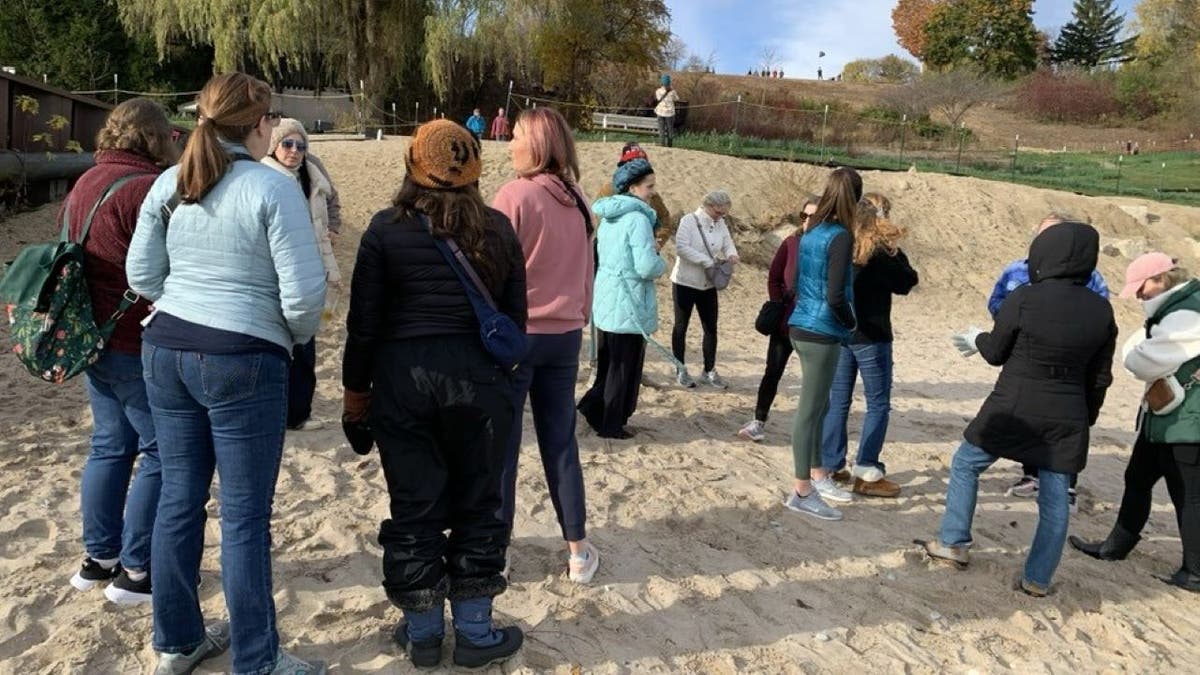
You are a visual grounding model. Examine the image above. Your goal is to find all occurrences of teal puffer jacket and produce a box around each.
[591,195,665,335]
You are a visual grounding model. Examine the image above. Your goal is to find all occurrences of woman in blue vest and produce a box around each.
[1070,253,1200,592]
[783,167,862,521]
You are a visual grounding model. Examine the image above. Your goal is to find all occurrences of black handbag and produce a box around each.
[754,300,785,336]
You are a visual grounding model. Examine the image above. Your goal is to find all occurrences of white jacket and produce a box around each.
[671,209,738,291]
[262,156,341,284]
[1122,281,1200,382]
[655,87,679,117]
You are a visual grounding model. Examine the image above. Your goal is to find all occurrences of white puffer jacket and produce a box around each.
[671,208,738,291]
[1122,281,1200,382]
[262,156,341,284]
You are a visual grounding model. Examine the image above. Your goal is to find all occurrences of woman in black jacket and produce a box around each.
[342,120,527,669]
[819,193,918,498]
[920,221,1117,597]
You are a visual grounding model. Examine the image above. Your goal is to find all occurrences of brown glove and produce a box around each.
[343,389,371,422]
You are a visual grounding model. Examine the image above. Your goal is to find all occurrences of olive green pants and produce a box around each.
[791,339,841,479]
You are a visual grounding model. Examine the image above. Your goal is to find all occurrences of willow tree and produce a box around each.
[423,0,534,109]
[116,0,428,114]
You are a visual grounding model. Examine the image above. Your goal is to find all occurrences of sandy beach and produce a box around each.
[1,138,1199,673]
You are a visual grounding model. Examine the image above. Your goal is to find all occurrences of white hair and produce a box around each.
[702,190,732,208]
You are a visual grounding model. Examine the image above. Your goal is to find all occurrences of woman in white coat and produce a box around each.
[262,118,341,430]
[671,190,739,388]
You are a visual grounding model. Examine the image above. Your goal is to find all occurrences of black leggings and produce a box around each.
[1115,436,1200,574]
[672,284,718,372]
[754,330,794,422]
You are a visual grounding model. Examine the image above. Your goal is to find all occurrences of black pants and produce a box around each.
[754,330,794,421]
[287,338,317,428]
[672,284,718,373]
[1114,435,1200,574]
[578,331,645,437]
[372,336,513,610]
[1020,463,1079,489]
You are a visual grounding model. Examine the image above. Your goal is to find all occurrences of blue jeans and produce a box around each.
[82,350,161,570]
[143,345,289,675]
[501,330,587,542]
[820,342,893,473]
[939,440,1072,589]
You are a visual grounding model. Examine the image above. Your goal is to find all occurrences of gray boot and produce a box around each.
[1068,523,1140,561]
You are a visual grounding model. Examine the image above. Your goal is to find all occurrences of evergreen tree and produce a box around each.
[1051,0,1129,67]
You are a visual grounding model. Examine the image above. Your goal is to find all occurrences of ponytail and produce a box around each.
[177,72,271,203]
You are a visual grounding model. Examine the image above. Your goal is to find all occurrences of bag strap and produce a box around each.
[560,178,594,237]
[62,173,148,245]
[420,214,499,312]
[692,214,718,261]
[160,152,256,228]
[96,289,141,339]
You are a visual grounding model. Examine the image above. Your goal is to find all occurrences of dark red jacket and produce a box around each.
[767,234,800,334]
[62,150,161,355]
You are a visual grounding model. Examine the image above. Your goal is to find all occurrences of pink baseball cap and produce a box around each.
[1120,252,1176,298]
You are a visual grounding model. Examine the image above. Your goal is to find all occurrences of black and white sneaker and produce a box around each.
[70,557,121,591]
[104,569,152,605]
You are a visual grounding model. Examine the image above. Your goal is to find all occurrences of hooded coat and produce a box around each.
[590,194,665,335]
[963,222,1117,474]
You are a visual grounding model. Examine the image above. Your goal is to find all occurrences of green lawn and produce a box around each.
[577,130,1200,207]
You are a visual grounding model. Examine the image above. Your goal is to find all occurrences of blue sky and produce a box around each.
[665,0,1140,78]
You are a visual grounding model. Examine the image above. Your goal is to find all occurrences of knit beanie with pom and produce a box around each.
[612,157,654,194]
[269,118,308,156]
[405,119,482,189]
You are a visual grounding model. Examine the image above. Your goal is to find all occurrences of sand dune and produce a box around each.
[1,138,1198,673]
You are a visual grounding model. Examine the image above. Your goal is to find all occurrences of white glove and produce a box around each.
[951,326,985,357]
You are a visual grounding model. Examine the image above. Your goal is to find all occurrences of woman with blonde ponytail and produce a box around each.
[126,72,327,675]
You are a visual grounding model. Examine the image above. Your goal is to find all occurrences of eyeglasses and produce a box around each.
[802,210,817,220]
[280,139,308,152]
[263,111,284,127]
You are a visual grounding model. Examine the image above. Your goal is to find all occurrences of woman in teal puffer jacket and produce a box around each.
[577,158,665,439]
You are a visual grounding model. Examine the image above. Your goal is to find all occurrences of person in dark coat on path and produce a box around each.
[920,221,1117,597]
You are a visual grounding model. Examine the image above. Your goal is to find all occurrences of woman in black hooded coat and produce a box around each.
[920,221,1118,596]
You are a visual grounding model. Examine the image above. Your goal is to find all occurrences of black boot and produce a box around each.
[1156,568,1200,592]
[393,621,444,669]
[1068,524,1140,561]
[453,626,524,669]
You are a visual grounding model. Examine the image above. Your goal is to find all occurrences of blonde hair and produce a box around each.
[852,192,906,265]
[96,98,178,166]
[1155,266,1191,289]
[177,72,272,203]
[512,107,579,182]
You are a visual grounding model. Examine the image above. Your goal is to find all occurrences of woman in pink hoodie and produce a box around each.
[491,107,599,584]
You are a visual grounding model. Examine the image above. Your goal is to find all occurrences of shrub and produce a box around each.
[1014,69,1122,123]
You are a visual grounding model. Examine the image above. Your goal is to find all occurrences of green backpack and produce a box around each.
[0,174,146,383]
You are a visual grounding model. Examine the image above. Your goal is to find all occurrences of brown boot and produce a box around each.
[832,470,852,484]
[853,477,901,498]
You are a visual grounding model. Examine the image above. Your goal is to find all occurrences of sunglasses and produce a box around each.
[280,139,308,152]
[263,111,284,127]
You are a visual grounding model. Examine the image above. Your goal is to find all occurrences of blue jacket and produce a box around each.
[466,114,486,136]
[988,259,1108,317]
[591,195,665,335]
[127,143,327,351]
[788,221,854,341]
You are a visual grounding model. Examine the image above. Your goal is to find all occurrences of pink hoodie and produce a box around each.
[492,173,595,334]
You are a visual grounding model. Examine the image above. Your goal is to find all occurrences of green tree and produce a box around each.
[1133,0,1200,64]
[842,54,921,82]
[923,0,1039,78]
[1051,0,1130,67]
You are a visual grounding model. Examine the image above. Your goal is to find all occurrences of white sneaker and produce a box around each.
[851,464,885,483]
[568,542,600,584]
[290,419,325,431]
[784,491,843,521]
[676,367,696,388]
[738,419,765,442]
[813,477,853,503]
[702,370,728,389]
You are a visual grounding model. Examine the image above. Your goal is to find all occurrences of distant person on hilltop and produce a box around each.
[817,67,823,80]
[989,213,1109,512]
[654,74,679,148]
[466,108,486,140]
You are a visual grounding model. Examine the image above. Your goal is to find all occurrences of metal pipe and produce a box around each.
[0,151,95,183]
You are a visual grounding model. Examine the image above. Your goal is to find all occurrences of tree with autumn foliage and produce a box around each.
[923,0,1038,78]
[892,0,943,61]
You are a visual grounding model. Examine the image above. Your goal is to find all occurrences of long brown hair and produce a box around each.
[810,167,863,229]
[177,72,271,203]
[96,98,179,166]
[852,192,906,265]
[393,176,501,291]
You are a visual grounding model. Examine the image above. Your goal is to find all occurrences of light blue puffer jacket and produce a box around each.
[592,194,665,335]
[127,142,327,350]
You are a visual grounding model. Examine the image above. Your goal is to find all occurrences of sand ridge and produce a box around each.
[0,138,1198,673]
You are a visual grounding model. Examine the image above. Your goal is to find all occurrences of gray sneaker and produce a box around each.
[154,621,230,675]
[676,366,696,388]
[270,649,327,674]
[784,491,843,521]
[813,476,853,503]
[702,370,728,389]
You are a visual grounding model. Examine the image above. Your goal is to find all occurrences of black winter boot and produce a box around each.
[1156,568,1200,592]
[1068,524,1141,561]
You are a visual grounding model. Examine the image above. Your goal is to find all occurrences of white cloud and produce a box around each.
[769,0,903,78]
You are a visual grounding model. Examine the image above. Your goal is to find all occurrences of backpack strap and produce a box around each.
[160,152,257,228]
[61,173,148,245]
